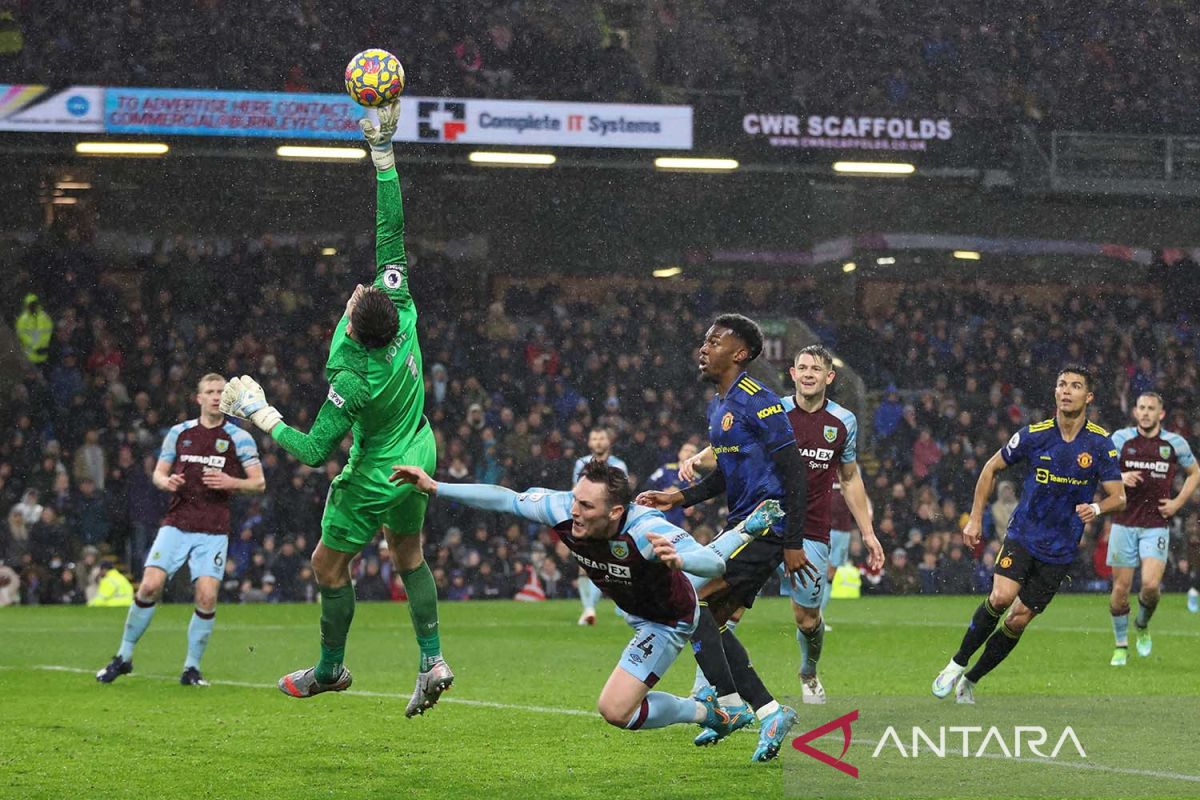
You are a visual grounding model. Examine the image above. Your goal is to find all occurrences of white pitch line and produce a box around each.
[19,664,594,717]
[11,666,1200,783]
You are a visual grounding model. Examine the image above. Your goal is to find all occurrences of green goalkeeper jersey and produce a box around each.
[271,167,425,482]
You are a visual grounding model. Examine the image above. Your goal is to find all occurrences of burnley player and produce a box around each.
[637,313,816,762]
[97,374,264,686]
[221,103,450,716]
[777,345,882,703]
[932,366,1125,703]
[572,427,629,626]
[1107,392,1199,665]
[391,459,783,735]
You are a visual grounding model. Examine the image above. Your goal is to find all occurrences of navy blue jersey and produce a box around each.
[1001,418,1121,565]
[646,461,689,527]
[708,373,796,537]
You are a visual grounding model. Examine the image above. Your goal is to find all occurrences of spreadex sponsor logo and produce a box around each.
[791,711,1088,778]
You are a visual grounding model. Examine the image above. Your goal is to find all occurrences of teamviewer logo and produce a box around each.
[418,101,467,142]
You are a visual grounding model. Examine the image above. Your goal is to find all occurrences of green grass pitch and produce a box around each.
[2,595,1197,799]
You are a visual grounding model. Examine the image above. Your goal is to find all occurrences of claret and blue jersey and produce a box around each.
[1000,418,1122,564]
[707,372,796,534]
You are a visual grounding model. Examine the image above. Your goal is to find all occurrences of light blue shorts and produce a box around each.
[1106,524,1168,568]
[145,525,229,582]
[617,603,699,687]
[829,529,852,568]
[775,539,831,608]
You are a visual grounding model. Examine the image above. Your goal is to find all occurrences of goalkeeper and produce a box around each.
[221,101,451,717]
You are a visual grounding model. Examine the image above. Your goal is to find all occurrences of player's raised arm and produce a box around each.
[221,373,360,468]
[389,465,573,527]
[359,101,412,309]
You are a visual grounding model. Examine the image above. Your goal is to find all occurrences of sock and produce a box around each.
[578,576,602,611]
[953,599,1003,666]
[691,605,739,699]
[400,563,441,671]
[625,692,704,730]
[118,596,157,660]
[756,700,781,720]
[964,623,1022,683]
[1135,593,1158,629]
[820,576,832,616]
[1111,602,1130,647]
[707,526,758,560]
[721,628,774,711]
[185,608,216,669]
[798,619,825,679]
[691,618,738,696]
[315,584,356,683]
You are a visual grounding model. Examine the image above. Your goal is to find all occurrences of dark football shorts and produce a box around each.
[716,537,784,610]
[993,539,1071,614]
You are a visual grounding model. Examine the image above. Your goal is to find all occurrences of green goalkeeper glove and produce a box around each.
[359,100,399,172]
[220,375,284,433]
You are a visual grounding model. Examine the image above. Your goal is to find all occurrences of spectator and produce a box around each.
[938,545,976,594]
[72,478,109,547]
[72,429,106,489]
[883,548,921,595]
[990,480,1019,541]
[356,559,391,601]
[87,558,133,606]
[16,293,52,365]
[0,561,19,606]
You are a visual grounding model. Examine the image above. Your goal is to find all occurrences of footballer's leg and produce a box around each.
[180,532,228,686]
[933,570,1019,698]
[958,595,1036,703]
[279,539,357,698]
[598,617,727,733]
[1107,523,1140,665]
[385,525,454,717]
[1109,566,1134,666]
[577,576,601,626]
[790,540,831,704]
[1135,535,1168,657]
[98,525,186,683]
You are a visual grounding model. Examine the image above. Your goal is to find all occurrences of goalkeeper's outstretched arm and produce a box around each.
[222,373,362,468]
[360,101,411,306]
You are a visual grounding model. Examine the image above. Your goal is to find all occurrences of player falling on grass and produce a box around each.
[220,101,450,716]
[390,459,784,735]
[932,365,1125,704]
[572,427,629,626]
[97,374,265,687]
[637,313,817,762]
[680,344,883,711]
[1107,392,1200,665]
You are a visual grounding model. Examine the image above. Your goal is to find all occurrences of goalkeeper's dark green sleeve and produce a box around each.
[271,373,366,467]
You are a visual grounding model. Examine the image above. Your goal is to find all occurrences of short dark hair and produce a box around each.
[1058,364,1094,392]
[713,313,763,362]
[579,459,633,509]
[351,288,399,350]
[796,344,834,369]
[1137,391,1164,406]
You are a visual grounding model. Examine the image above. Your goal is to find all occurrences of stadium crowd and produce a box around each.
[3,236,1199,606]
[4,1,1200,130]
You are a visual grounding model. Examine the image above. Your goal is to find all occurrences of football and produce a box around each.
[344,48,405,107]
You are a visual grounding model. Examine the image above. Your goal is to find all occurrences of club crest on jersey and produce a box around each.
[1076,452,1093,469]
[824,425,838,443]
[610,540,630,560]
[1160,446,1172,460]
[999,555,1013,569]
[215,440,229,453]
[721,412,734,431]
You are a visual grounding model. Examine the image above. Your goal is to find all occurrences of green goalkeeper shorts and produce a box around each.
[320,421,437,553]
